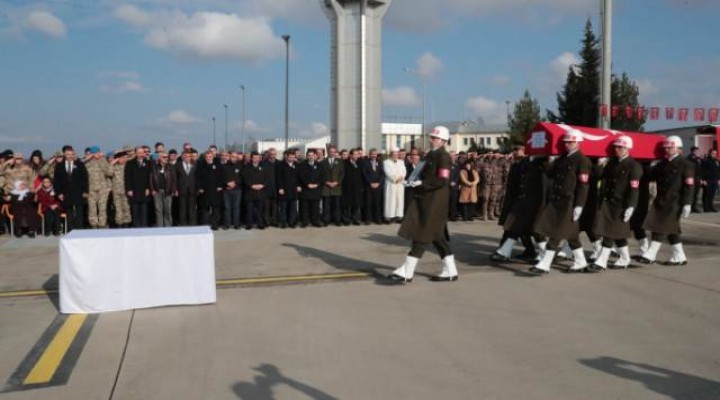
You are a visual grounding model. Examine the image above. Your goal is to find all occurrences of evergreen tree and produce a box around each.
[557,19,601,127]
[509,90,542,145]
[611,72,646,131]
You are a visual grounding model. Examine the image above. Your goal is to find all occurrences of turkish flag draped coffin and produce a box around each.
[525,122,666,160]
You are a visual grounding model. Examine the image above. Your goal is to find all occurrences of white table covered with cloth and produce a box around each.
[59,227,216,314]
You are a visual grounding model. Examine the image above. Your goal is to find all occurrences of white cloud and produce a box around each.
[100,81,145,93]
[383,86,421,107]
[165,110,200,125]
[98,70,140,80]
[416,52,443,80]
[311,122,329,136]
[489,74,511,87]
[386,0,596,32]
[637,79,660,97]
[114,5,286,63]
[551,51,580,80]
[25,11,67,39]
[465,97,507,125]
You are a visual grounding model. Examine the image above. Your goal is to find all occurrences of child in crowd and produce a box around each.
[36,176,63,236]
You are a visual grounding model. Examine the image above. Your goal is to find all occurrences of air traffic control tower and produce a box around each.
[321,0,393,150]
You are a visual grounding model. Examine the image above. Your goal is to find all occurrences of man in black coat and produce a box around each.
[321,146,344,226]
[242,152,268,230]
[222,152,243,229]
[276,150,300,228]
[638,136,695,266]
[53,145,88,231]
[687,146,704,212]
[175,150,198,226]
[530,130,592,275]
[361,148,384,224]
[196,151,225,230]
[587,136,643,271]
[261,149,279,226]
[341,149,364,225]
[701,149,719,212]
[298,149,324,227]
[124,146,152,227]
[448,151,462,221]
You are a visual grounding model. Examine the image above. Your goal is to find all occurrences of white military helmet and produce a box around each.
[429,126,450,141]
[561,129,584,142]
[612,135,634,149]
[665,135,683,148]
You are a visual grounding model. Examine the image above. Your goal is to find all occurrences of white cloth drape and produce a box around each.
[383,159,407,219]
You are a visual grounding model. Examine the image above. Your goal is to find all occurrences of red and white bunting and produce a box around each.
[611,105,620,118]
[665,107,675,120]
[678,108,689,121]
[636,106,646,120]
[599,104,609,117]
[625,106,634,119]
[693,108,705,122]
[649,107,660,120]
[710,108,719,123]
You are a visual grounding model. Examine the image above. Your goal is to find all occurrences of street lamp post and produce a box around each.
[282,34,290,151]
[240,85,246,153]
[402,67,427,149]
[223,104,229,149]
[212,116,216,146]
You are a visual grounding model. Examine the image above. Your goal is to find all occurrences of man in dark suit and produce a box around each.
[342,149,364,225]
[243,152,268,230]
[448,151,462,221]
[361,148,385,224]
[687,146,703,212]
[276,149,300,228]
[175,150,198,226]
[261,148,279,226]
[53,145,88,231]
[124,146,152,227]
[321,146,344,226]
[196,151,225,230]
[298,149,324,227]
[701,149,719,212]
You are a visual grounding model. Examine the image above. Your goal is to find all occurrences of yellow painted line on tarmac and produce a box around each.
[23,314,87,385]
[216,272,373,286]
[0,272,375,300]
[0,289,57,298]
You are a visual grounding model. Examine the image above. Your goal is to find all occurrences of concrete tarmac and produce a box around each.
[1,214,719,399]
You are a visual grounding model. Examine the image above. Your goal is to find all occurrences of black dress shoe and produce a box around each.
[663,261,687,266]
[565,267,587,273]
[430,275,458,282]
[635,257,654,265]
[385,274,412,284]
[528,267,549,275]
[245,225,252,230]
[490,252,509,262]
[585,265,604,273]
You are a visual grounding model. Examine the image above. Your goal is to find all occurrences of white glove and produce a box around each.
[410,180,422,188]
[572,207,583,222]
[623,207,634,223]
[681,205,691,218]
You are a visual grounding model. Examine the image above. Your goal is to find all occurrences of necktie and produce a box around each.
[67,162,72,174]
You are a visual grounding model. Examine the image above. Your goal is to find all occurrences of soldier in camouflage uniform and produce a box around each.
[477,153,500,221]
[110,150,132,227]
[494,153,510,218]
[85,146,114,228]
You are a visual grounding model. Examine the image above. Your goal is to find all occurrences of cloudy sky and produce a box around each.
[1,0,718,154]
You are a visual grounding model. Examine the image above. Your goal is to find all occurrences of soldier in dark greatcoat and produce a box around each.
[587,136,643,271]
[387,126,458,284]
[637,136,694,266]
[298,149,324,227]
[530,130,592,275]
[491,146,546,261]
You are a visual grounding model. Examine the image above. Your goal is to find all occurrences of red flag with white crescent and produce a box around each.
[611,105,620,118]
[710,108,719,123]
[678,108,689,121]
[649,107,660,120]
[625,106,634,119]
[665,107,675,120]
[694,108,705,122]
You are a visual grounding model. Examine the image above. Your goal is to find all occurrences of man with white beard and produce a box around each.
[383,148,406,223]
